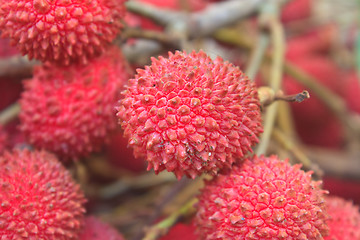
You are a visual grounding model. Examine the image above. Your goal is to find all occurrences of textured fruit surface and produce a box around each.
[117,50,262,179]
[160,223,198,240]
[79,216,125,240]
[20,46,130,160]
[0,0,126,65]
[0,149,86,239]
[324,196,360,240]
[195,155,329,240]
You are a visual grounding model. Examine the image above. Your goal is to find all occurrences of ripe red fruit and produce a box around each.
[0,0,126,65]
[195,155,329,239]
[79,216,125,240]
[160,223,198,240]
[20,46,130,160]
[0,149,86,239]
[324,196,360,240]
[117,50,262,179]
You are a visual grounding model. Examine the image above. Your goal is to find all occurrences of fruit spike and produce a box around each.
[0,149,87,239]
[0,0,126,65]
[117,50,263,179]
[195,155,329,240]
[19,46,130,160]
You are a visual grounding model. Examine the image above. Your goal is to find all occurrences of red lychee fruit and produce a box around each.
[20,46,130,160]
[160,223,198,240]
[0,0,126,65]
[195,155,329,239]
[116,50,262,179]
[0,149,86,239]
[324,196,360,240]
[79,216,125,240]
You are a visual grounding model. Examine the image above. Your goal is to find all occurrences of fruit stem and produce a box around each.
[143,197,197,240]
[0,55,37,78]
[0,103,20,125]
[256,1,285,156]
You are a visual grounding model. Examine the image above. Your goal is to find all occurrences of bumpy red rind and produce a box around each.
[117,50,262,179]
[195,155,329,239]
[0,0,126,65]
[20,46,130,160]
[0,149,87,239]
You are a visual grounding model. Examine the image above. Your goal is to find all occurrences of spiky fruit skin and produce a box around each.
[0,149,86,239]
[324,196,360,240]
[79,216,124,240]
[20,46,130,160]
[0,0,126,65]
[117,50,262,179]
[160,223,198,240]
[195,155,329,240]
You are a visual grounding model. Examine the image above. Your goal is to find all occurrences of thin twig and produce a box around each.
[0,103,20,125]
[272,128,323,177]
[246,32,270,80]
[258,87,310,107]
[0,55,37,78]
[142,197,197,240]
[256,2,285,156]
[121,28,181,47]
[99,171,176,199]
[126,0,266,38]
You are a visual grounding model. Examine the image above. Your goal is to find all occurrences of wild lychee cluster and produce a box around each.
[117,50,262,179]
[0,1,359,240]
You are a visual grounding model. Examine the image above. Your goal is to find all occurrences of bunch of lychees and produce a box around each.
[0,0,359,240]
